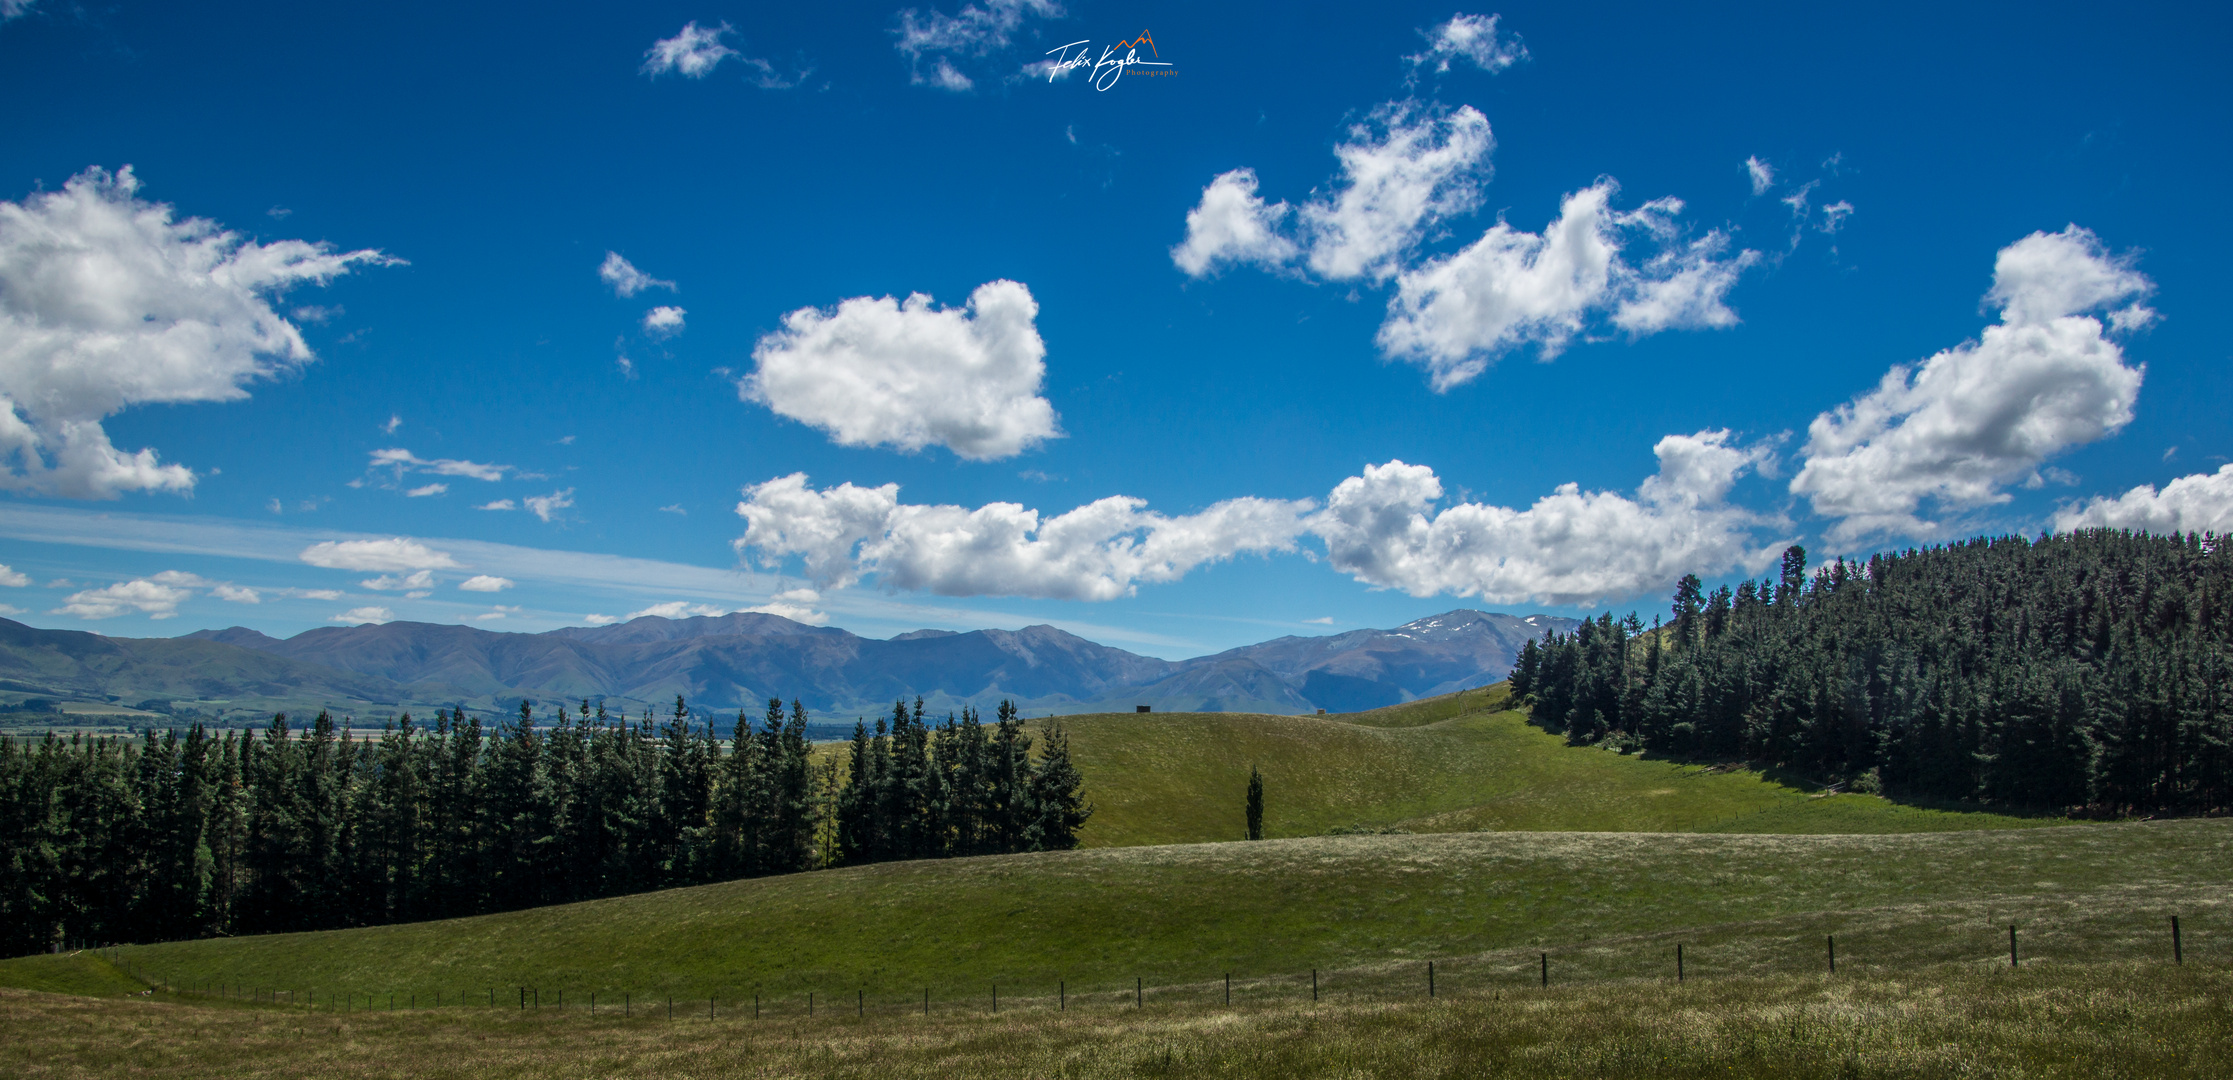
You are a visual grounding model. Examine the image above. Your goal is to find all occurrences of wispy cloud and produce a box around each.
[0,503,1204,651]
[598,252,675,297]
[369,447,511,483]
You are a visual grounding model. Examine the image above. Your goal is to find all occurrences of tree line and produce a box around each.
[0,695,1089,957]
[1510,530,2233,814]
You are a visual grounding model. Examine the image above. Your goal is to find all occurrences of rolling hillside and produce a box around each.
[34,819,2227,1003]
[4,688,2221,1078]
[2,684,2159,1002]
[1066,686,2049,847]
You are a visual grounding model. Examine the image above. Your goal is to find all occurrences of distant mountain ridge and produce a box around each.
[2,608,1577,723]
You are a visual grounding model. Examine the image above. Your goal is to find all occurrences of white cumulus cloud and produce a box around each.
[2053,464,2233,536]
[1405,13,1528,76]
[476,498,516,511]
[1174,103,1491,285]
[0,166,395,497]
[1301,103,1494,283]
[1176,111,1749,390]
[334,606,394,625]
[299,537,461,572]
[525,488,574,522]
[642,305,686,337]
[734,473,1313,601]
[0,563,28,587]
[742,279,1060,461]
[52,573,206,619]
[1790,225,2153,544]
[212,583,259,603]
[1169,169,1298,277]
[458,574,514,592]
[642,21,737,78]
[1310,431,1781,606]
[598,251,674,297]
[582,613,619,626]
[405,482,448,497]
[1378,181,1759,390]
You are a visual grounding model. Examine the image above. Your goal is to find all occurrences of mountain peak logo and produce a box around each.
[1041,30,1175,91]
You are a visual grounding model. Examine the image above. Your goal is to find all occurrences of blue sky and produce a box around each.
[1,1,2227,658]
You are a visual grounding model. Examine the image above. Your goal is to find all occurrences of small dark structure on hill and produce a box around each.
[1135,705,1151,713]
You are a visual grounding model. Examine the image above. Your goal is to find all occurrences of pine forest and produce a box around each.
[1512,530,2233,814]
[0,696,1090,957]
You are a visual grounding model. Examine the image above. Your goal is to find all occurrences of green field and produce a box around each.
[4,962,2227,1078]
[19,818,2220,1009]
[10,688,2221,1077]
[1070,686,2051,845]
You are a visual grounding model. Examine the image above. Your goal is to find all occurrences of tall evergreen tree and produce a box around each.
[1245,764,1265,841]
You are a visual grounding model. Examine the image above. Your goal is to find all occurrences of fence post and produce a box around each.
[1540,953,1548,988]
[923,989,928,1017]
[993,984,998,1013]
[1828,935,1836,975]
[1677,943,1684,983]
[2009,925,2019,968]
[2173,915,2183,965]
[1137,977,1142,1008]
[1428,961,1435,997]
[1059,980,1065,1011]
[1312,969,1318,1002]
[668,997,673,1019]
[858,990,863,1018]
[1224,973,1230,1006]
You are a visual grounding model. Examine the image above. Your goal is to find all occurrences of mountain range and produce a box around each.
[0,609,1576,726]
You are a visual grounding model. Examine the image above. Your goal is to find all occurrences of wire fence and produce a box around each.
[90,905,2219,1024]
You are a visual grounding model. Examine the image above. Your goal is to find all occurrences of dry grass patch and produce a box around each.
[4,964,2227,1078]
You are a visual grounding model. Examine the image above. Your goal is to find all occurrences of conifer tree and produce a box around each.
[1245,764,1264,841]
[1027,721,1091,850]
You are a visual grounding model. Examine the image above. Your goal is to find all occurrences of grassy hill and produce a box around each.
[27,819,2226,1007]
[3,686,2223,1077]
[1067,685,2049,846]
